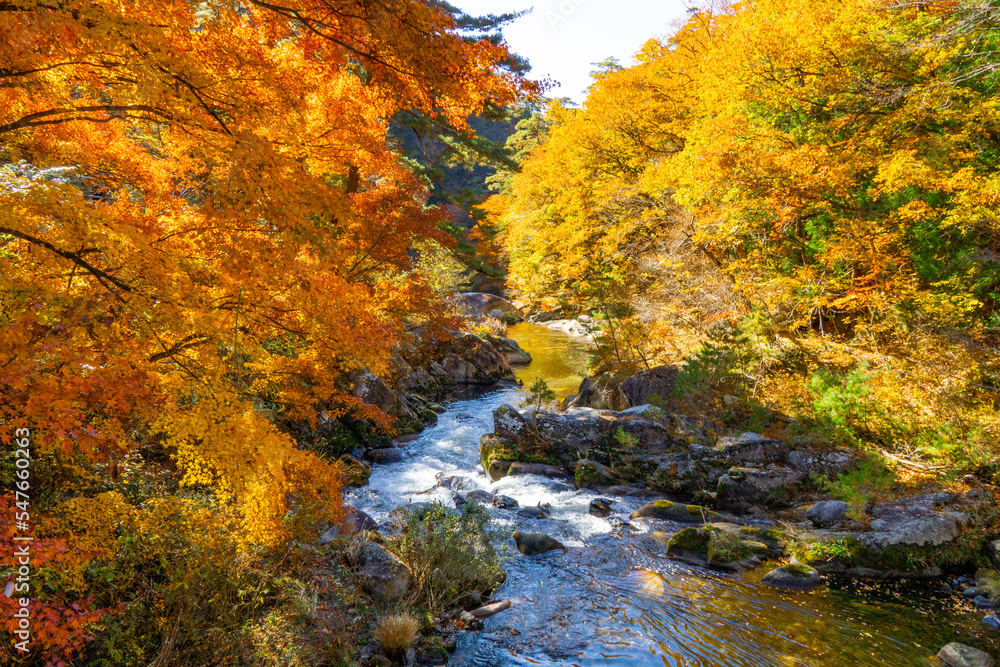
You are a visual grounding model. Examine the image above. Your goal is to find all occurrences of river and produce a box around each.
[348,323,998,666]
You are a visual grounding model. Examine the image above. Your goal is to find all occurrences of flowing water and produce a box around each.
[349,323,999,666]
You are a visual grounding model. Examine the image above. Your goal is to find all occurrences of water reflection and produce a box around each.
[507,322,593,399]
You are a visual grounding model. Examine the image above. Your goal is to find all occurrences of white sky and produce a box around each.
[452,0,692,102]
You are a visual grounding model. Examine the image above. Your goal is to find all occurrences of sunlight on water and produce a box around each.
[506,322,593,399]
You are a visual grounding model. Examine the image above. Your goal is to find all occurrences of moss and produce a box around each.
[666,527,711,555]
[686,504,704,515]
[654,500,675,509]
[783,561,818,577]
[742,540,770,556]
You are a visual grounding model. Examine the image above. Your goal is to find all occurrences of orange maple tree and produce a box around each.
[0,0,532,662]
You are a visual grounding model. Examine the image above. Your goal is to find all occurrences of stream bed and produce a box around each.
[349,323,998,666]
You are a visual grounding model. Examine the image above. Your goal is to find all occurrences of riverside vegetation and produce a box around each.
[3,0,1000,665]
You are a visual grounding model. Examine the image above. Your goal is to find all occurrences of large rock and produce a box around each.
[761,562,821,591]
[488,404,675,472]
[357,543,411,603]
[338,454,372,487]
[787,449,857,477]
[620,365,679,407]
[690,432,787,466]
[436,330,516,384]
[574,459,623,489]
[451,292,521,319]
[862,492,968,548]
[937,643,995,667]
[484,335,532,365]
[716,466,805,508]
[565,373,629,411]
[807,500,850,528]
[630,499,722,523]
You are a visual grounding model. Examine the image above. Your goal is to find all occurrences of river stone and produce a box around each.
[630,499,721,523]
[484,335,532,365]
[466,489,494,504]
[338,454,371,487]
[517,503,552,519]
[574,459,622,489]
[975,595,995,609]
[436,473,475,490]
[807,500,850,528]
[589,497,613,517]
[937,642,996,667]
[357,543,411,603]
[366,448,404,464]
[762,563,821,591]
[492,494,519,509]
[984,614,1000,630]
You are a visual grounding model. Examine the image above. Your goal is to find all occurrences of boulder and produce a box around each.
[338,454,372,487]
[589,498,613,517]
[807,500,850,528]
[517,504,552,519]
[574,459,623,489]
[863,492,968,548]
[357,543,411,603]
[451,292,521,319]
[484,335,532,365]
[664,525,762,572]
[565,373,629,411]
[366,448,404,465]
[630,499,721,523]
[787,449,857,477]
[620,365,679,407]
[690,432,787,466]
[716,466,805,508]
[492,494,519,509]
[761,562,821,591]
[937,643,995,667]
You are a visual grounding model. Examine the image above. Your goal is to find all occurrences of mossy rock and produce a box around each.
[337,454,371,487]
[666,527,712,555]
[666,526,761,568]
[574,459,622,489]
[761,561,821,591]
[630,499,721,523]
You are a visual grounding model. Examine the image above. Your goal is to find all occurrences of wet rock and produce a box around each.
[807,500,850,528]
[630,499,721,523]
[469,600,511,619]
[574,459,623,489]
[516,503,552,519]
[436,473,475,491]
[366,448,404,464]
[513,530,566,555]
[984,614,1000,630]
[338,454,372,487]
[716,466,805,508]
[589,497,613,517]
[603,485,666,498]
[966,587,982,598]
[486,459,573,483]
[937,642,995,667]
[762,562,821,591]
[664,525,761,572]
[453,494,466,508]
[975,595,994,609]
[465,489,494,504]
[357,543,411,603]
[492,494,519,509]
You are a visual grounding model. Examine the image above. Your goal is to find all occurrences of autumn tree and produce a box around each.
[0,0,531,661]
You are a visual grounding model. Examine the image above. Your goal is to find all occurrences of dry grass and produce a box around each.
[374,613,419,657]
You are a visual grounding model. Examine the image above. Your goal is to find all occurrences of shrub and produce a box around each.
[374,614,420,658]
[384,502,504,616]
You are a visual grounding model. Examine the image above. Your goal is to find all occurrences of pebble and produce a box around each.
[984,614,1000,630]
[973,595,994,609]
[965,587,981,598]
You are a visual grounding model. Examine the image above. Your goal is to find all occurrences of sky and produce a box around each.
[451,0,692,103]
